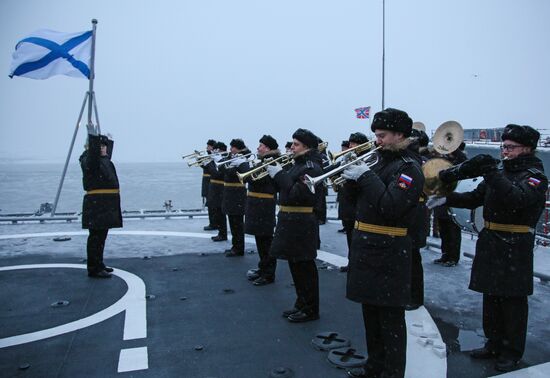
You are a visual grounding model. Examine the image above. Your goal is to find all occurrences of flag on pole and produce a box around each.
[9,29,92,80]
[354,106,371,119]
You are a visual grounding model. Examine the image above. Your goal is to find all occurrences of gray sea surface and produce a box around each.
[0,162,203,214]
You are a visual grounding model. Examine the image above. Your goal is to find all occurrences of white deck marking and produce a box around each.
[118,347,149,372]
[0,264,147,347]
[490,362,550,377]
[0,231,446,377]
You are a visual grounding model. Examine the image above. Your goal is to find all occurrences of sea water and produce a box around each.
[0,162,203,214]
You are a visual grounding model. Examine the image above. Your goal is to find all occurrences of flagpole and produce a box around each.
[381,0,386,110]
[88,19,98,134]
[51,19,98,216]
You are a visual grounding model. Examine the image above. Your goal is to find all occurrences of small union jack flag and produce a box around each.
[355,106,371,119]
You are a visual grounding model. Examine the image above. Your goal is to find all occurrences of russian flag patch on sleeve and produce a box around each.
[528,177,541,187]
[398,173,413,189]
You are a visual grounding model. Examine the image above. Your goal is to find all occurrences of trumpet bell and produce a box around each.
[422,158,457,196]
[432,120,464,154]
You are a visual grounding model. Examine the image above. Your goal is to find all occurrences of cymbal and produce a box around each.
[412,122,426,133]
[432,120,464,154]
[422,157,457,196]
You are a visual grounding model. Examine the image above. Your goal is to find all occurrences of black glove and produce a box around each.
[459,154,498,178]
[438,166,460,183]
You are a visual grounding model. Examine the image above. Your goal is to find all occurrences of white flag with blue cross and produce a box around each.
[9,29,92,80]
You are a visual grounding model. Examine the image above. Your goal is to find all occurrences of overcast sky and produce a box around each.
[0,0,549,163]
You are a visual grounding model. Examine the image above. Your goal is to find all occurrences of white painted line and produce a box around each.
[0,230,446,377]
[0,230,256,243]
[490,362,550,377]
[316,250,347,268]
[118,347,148,373]
[0,264,147,348]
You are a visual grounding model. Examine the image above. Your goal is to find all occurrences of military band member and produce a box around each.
[267,128,323,322]
[202,139,217,231]
[343,109,424,378]
[337,140,351,233]
[219,138,250,256]
[314,138,328,225]
[407,128,430,310]
[243,135,280,285]
[80,127,122,278]
[431,124,547,372]
[432,143,467,266]
[284,141,292,154]
[204,142,228,242]
[337,132,369,272]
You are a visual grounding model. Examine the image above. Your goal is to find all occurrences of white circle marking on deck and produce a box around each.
[0,231,446,377]
[0,264,147,348]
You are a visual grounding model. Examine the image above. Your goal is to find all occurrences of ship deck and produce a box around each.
[1,217,550,377]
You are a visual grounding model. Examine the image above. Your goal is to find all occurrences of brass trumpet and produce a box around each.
[182,150,205,159]
[327,141,376,165]
[215,152,256,168]
[304,146,381,193]
[237,154,294,183]
[187,151,229,167]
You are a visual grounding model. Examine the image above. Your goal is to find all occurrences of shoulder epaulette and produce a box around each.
[401,156,414,164]
[306,160,314,169]
[527,168,545,177]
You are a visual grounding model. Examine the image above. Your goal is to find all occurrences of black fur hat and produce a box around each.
[206,139,216,147]
[292,128,318,149]
[230,138,246,150]
[371,108,413,137]
[349,132,369,145]
[502,124,540,149]
[341,140,350,148]
[214,141,227,151]
[410,129,429,147]
[285,141,293,149]
[259,134,278,150]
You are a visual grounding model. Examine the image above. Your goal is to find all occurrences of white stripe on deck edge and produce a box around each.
[118,347,148,373]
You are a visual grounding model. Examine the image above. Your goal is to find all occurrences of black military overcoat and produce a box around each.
[446,154,547,296]
[270,150,323,262]
[243,151,280,236]
[80,134,122,230]
[346,141,424,306]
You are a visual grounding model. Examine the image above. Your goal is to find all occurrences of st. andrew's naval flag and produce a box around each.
[9,29,92,80]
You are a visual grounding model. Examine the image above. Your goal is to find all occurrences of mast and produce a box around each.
[381,0,386,110]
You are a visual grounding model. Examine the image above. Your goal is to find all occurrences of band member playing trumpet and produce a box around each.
[267,128,323,322]
[202,139,217,231]
[242,135,280,285]
[219,139,250,256]
[337,132,369,272]
[204,142,228,242]
[343,109,424,378]
[429,125,547,372]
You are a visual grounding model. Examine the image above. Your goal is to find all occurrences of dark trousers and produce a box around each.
[212,206,227,237]
[437,217,461,262]
[255,234,276,278]
[87,229,108,273]
[483,294,528,360]
[228,214,244,253]
[362,303,406,378]
[206,201,215,227]
[410,247,424,306]
[288,260,319,314]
